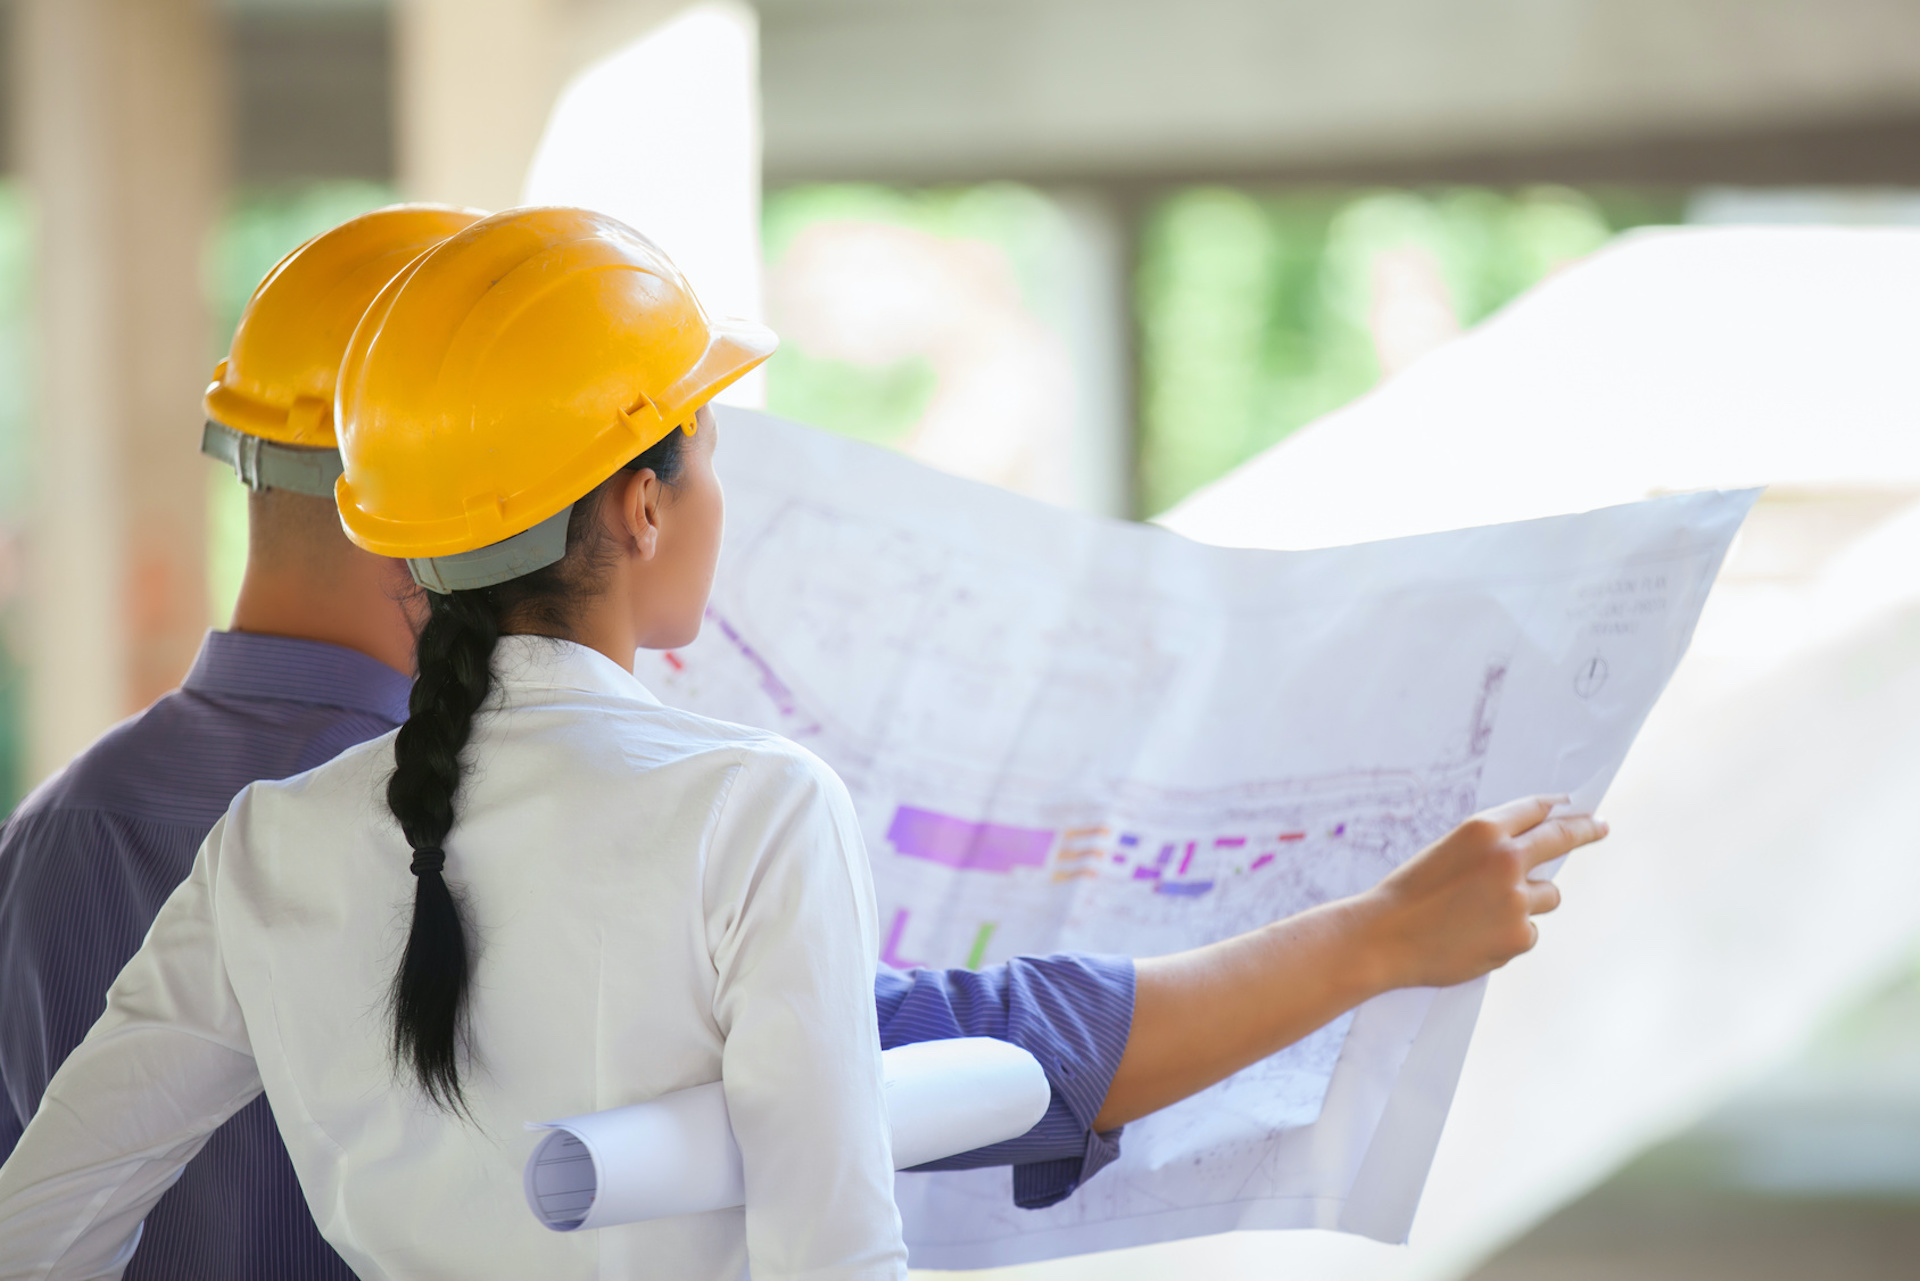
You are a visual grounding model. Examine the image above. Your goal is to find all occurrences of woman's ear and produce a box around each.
[613,467,662,560]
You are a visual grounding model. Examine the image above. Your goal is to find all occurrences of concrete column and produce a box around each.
[15,0,226,782]
[396,0,694,213]
[1052,189,1137,519]
[395,0,560,212]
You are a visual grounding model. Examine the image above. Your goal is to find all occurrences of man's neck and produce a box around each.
[228,557,418,677]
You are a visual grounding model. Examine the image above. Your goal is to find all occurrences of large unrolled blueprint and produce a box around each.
[640,407,1752,1269]
[524,1038,1051,1231]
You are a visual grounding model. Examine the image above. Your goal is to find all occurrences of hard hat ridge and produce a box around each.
[333,206,778,591]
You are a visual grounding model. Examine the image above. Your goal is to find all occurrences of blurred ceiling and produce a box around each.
[4,0,1920,187]
[757,0,1920,185]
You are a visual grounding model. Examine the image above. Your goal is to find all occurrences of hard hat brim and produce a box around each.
[203,367,334,450]
[655,317,779,425]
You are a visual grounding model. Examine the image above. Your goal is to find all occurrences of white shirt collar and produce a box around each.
[490,633,663,706]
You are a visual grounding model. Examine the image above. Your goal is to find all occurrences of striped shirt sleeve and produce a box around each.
[874,954,1135,1208]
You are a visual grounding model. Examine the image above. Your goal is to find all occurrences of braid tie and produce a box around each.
[409,847,447,876]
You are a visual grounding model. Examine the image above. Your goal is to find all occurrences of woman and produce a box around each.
[0,209,907,1279]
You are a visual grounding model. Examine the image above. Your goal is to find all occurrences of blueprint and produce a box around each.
[642,408,1754,1267]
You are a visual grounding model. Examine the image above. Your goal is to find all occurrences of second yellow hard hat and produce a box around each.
[334,206,777,585]
[203,203,486,495]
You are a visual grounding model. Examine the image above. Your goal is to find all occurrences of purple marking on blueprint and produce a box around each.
[1132,866,1161,880]
[1214,836,1246,848]
[1112,854,1126,864]
[1155,881,1214,897]
[1155,843,1175,867]
[705,608,819,734]
[881,907,926,968]
[1177,841,1196,876]
[886,806,1055,873]
[1333,823,1347,836]
[1118,834,1140,848]
[1250,853,1275,871]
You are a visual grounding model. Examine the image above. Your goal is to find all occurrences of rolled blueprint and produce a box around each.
[523,1037,1052,1231]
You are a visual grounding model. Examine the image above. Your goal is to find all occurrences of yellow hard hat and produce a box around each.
[334,206,776,591]
[202,203,486,494]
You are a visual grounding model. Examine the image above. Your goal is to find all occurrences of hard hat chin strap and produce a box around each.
[407,504,574,595]
[201,421,345,498]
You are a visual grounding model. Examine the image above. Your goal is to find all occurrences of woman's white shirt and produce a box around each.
[0,636,909,1281]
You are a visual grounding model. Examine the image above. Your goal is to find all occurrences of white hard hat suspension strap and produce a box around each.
[200,420,345,498]
[407,504,575,595]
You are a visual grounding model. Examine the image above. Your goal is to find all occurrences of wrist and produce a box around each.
[1329,889,1409,1000]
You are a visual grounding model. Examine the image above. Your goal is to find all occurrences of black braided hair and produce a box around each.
[386,427,687,1113]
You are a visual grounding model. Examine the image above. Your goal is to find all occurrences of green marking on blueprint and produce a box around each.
[966,922,997,969]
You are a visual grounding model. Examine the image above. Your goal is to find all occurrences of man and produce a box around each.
[0,203,1594,1279]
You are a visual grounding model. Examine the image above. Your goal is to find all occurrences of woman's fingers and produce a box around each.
[1523,878,1562,915]
[1515,813,1609,868]
[1480,794,1564,837]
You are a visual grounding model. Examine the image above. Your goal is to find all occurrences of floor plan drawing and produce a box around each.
[640,408,1754,1265]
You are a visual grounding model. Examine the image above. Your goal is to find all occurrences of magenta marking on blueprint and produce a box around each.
[1154,880,1214,897]
[705,608,819,735]
[886,806,1056,874]
[881,907,926,969]
[1250,853,1275,871]
[1177,841,1196,876]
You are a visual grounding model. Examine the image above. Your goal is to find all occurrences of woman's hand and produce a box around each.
[1092,794,1607,1130]
[1355,795,1608,992]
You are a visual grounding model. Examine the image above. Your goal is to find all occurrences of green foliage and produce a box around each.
[0,184,31,521]
[1135,185,1685,516]
[0,641,20,817]
[769,346,937,449]
[0,181,31,812]
[761,182,1072,448]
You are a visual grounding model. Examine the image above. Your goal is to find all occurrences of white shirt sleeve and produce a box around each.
[703,746,909,1281]
[0,814,264,1281]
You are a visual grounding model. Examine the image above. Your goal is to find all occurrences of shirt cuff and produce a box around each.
[888,953,1136,1209]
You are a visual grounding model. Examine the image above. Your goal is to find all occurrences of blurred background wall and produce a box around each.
[1,2,1917,1276]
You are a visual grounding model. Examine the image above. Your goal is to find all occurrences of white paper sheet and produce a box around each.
[640,407,1751,1268]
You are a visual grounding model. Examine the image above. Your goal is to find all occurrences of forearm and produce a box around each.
[1092,894,1392,1131]
[1091,798,1606,1131]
